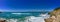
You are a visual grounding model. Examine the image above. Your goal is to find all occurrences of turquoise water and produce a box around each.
[0,12,48,18]
[0,12,49,22]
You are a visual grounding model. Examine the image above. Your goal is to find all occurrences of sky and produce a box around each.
[0,0,60,12]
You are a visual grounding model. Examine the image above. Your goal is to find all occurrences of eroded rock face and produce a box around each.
[44,16,56,22]
[44,18,54,22]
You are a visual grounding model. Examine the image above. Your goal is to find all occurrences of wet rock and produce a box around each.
[0,20,6,22]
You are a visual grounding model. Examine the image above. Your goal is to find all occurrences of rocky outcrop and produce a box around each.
[0,20,6,22]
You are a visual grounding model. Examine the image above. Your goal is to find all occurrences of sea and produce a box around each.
[0,11,50,22]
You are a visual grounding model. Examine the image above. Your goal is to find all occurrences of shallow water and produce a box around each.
[0,12,49,22]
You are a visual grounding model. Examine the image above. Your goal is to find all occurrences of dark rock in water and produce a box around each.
[0,12,2,13]
[0,20,6,22]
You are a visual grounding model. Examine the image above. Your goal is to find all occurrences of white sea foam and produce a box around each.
[7,19,18,22]
[25,16,45,22]
[0,13,49,22]
[24,13,50,22]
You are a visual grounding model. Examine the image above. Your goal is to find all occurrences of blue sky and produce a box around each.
[0,0,60,12]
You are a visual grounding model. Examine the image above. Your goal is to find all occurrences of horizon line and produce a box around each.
[0,10,53,12]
